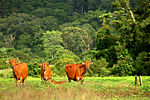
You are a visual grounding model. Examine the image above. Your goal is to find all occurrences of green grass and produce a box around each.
[0,76,150,100]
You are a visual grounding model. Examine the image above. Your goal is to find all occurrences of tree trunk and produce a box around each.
[126,2,136,22]
[4,34,15,47]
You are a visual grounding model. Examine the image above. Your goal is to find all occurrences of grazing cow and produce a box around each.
[65,59,93,85]
[6,59,28,87]
[49,78,66,85]
[40,62,51,81]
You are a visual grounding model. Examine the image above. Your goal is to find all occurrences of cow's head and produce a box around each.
[40,62,50,80]
[82,58,93,70]
[6,58,19,69]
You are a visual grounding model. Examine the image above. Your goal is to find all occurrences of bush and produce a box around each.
[90,58,109,77]
[111,49,135,76]
[0,58,10,69]
[0,47,15,58]
[50,65,59,77]
[54,58,75,76]
[53,49,80,63]
[135,52,149,75]
[0,48,14,69]
[8,49,31,63]
[85,69,94,77]
[0,68,13,78]
[28,63,41,77]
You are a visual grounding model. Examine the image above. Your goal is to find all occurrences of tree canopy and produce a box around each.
[0,0,149,77]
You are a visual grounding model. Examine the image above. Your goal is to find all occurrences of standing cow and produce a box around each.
[40,62,51,81]
[6,58,28,87]
[40,62,66,85]
[65,59,93,85]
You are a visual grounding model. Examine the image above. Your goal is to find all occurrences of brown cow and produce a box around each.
[49,78,66,85]
[65,60,93,85]
[40,62,51,81]
[6,59,28,87]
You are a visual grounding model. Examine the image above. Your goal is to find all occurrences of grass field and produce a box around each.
[0,76,150,100]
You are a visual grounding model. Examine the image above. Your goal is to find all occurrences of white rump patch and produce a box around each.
[77,77,80,81]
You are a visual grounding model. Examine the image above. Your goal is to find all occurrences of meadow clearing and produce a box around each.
[0,76,150,100]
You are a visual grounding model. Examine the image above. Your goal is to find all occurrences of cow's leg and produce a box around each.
[76,77,80,83]
[81,78,84,85]
[13,73,18,87]
[41,78,44,81]
[41,78,45,84]
[68,77,71,82]
[20,78,23,87]
[15,78,18,87]
[22,78,27,87]
[20,77,26,87]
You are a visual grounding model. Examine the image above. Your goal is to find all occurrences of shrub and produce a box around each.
[135,52,149,75]
[111,49,135,76]
[90,58,109,77]
[0,48,14,69]
[85,69,94,77]
[8,49,31,62]
[28,63,41,77]
[0,68,13,78]
[0,58,10,69]
[54,58,75,76]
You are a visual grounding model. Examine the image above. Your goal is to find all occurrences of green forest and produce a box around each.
[0,0,149,77]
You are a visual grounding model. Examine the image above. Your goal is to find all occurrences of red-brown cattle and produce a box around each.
[65,60,93,85]
[6,59,28,86]
[40,62,51,81]
[49,78,66,85]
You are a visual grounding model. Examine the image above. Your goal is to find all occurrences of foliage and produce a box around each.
[41,16,59,31]
[112,49,135,76]
[0,48,15,69]
[62,27,92,55]
[95,33,119,67]
[0,58,9,69]
[0,0,149,76]
[90,58,110,77]
[54,58,75,76]
[42,30,63,59]
[135,52,150,76]
[53,49,80,62]
[28,63,41,77]
[0,69,13,78]
[95,0,149,76]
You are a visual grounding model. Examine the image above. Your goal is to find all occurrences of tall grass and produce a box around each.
[0,76,150,100]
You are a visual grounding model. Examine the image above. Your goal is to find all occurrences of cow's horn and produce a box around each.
[89,58,91,61]
[83,58,85,62]
[41,59,44,63]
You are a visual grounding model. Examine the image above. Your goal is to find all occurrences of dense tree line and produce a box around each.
[0,0,149,77]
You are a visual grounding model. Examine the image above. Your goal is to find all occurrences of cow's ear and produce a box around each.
[6,60,10,63]
[39,63,42,66]
[82,62,85,65]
